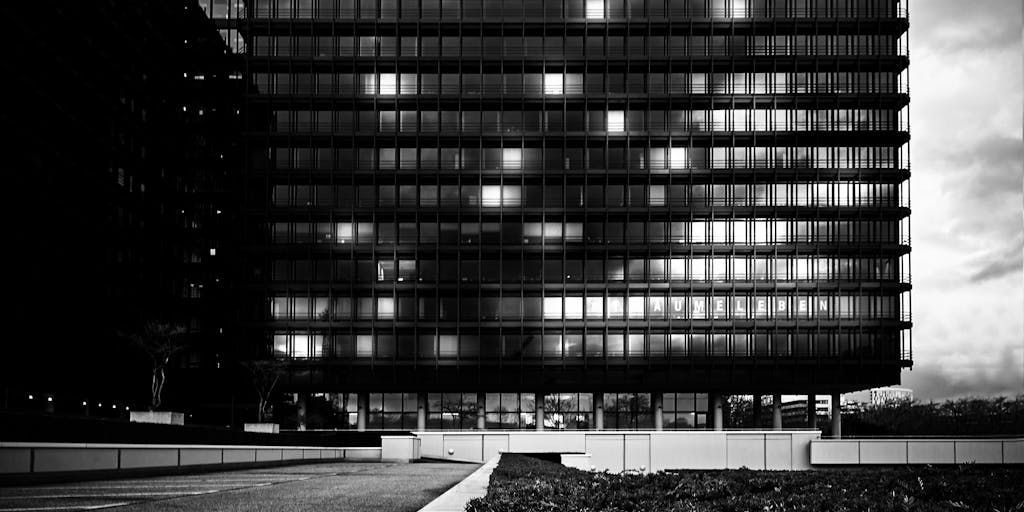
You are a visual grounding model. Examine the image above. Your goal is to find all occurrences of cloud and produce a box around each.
[969,232,1024,282]
[903,344,1024,402]
[902,1,1024,400]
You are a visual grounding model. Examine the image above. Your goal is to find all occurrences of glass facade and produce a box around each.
[232,0,911,429]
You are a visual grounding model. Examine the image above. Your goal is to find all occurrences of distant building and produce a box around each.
[869,387,913,405]
[781,396,833,426]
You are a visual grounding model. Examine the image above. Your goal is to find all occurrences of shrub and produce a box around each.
[467,454,1024,512]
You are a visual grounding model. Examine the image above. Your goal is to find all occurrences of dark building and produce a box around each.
[226,0,912,431]
[4,1,241,418]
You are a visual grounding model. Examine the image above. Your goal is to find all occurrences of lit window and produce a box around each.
[379,73,397,95]
[564,297,584,319]
[361,74,377,95]
[730,0,747,17]
[628,296,646,318]
[377,297,395,319]
[503,186,521,206]
[544,73,563,95]
[209,248,217,256]
[543,297,562,319]
[482,186,502,207]
[586,297,604,318]
[607,111,625,132]
[503,148,522,169]
[293,335,310,358]
[670,148,688,169]
[606,296,624,318]
[336,222,354,243]
[586,0,604,18]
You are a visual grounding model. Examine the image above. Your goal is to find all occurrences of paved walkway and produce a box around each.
[0,461,480,512]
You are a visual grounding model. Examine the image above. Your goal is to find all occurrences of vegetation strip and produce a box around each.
[468,453,1024,512]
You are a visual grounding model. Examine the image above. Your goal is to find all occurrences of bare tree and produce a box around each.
[241,360,287,423]
[122,321,189,411]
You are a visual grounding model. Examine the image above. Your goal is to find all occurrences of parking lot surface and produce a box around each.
[0,461,479,512]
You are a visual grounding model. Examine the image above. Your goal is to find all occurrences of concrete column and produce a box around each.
[710,393,724,431]
[535,393,545,431]
[416,392,427,431]
[652,392,664,431]
[296,393,308,431]
[356,392,369,432]
[830,392,842,439]
[476,392,486,430]
[752,394,763,429]
[772,394,783,430]
[806,394,817,429]
[593,393,604,430]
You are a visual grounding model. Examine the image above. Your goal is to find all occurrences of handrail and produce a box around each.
[244,6,908,20]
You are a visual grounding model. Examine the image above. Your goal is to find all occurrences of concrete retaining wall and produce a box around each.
[811,438,1024,465]
[415,431,821,471]
[0,442,382,476]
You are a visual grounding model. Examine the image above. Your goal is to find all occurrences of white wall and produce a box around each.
[415,431,821,471]
[811,438,1024,465]
[0,442,379,475]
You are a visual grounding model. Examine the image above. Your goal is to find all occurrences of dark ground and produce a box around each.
[0,461,479,511]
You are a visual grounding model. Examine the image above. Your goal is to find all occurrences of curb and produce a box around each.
[418,455,498,512]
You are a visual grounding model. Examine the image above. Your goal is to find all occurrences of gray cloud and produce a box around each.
[969,232,1024,282]
[901,345,1024,401]
[911,0,1023,53]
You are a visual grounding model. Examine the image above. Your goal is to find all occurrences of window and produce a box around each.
[586,0,604,18]
[607,110,625,131]
[544,73,563,95]
[379,73,397,95]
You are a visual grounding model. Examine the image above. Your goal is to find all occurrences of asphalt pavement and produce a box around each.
[0,461,480,512]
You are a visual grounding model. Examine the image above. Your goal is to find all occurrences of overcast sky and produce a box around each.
[902,0,1023,401]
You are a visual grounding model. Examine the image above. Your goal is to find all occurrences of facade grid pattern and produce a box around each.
[226,0,911,429]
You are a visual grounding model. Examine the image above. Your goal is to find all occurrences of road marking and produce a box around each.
[10,491,219,499]
[0,504,130,511]
[3,484,250,491]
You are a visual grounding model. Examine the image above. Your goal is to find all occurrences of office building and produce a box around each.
[203,0,911,430]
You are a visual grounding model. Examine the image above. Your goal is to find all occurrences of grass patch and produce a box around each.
[467,453,1024,512]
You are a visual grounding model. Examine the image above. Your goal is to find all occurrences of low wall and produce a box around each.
[0,442,382,476]
[811,438,1024,465]
[415,431,821,472]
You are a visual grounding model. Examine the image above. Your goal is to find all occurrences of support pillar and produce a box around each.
[356,392,368,432]
[416,392,427,431]
[830,392,842,439]
[806,394,817,429]
[752,394,763,429]
[477,392,486,430]
[710,393,724,431]
[652,392,664,431]
[772,394,783,430]
[593,393,604,430]
[535,393,545,431]
[296,393,308,431]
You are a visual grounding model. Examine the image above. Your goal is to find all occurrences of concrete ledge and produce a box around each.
[811,438,1024,465]
[130,411,185,426]
[561,453,592,470]
[418,456,493,512]
[415,431,821,471]
[382,435,422,462]
[0,442,383,483]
